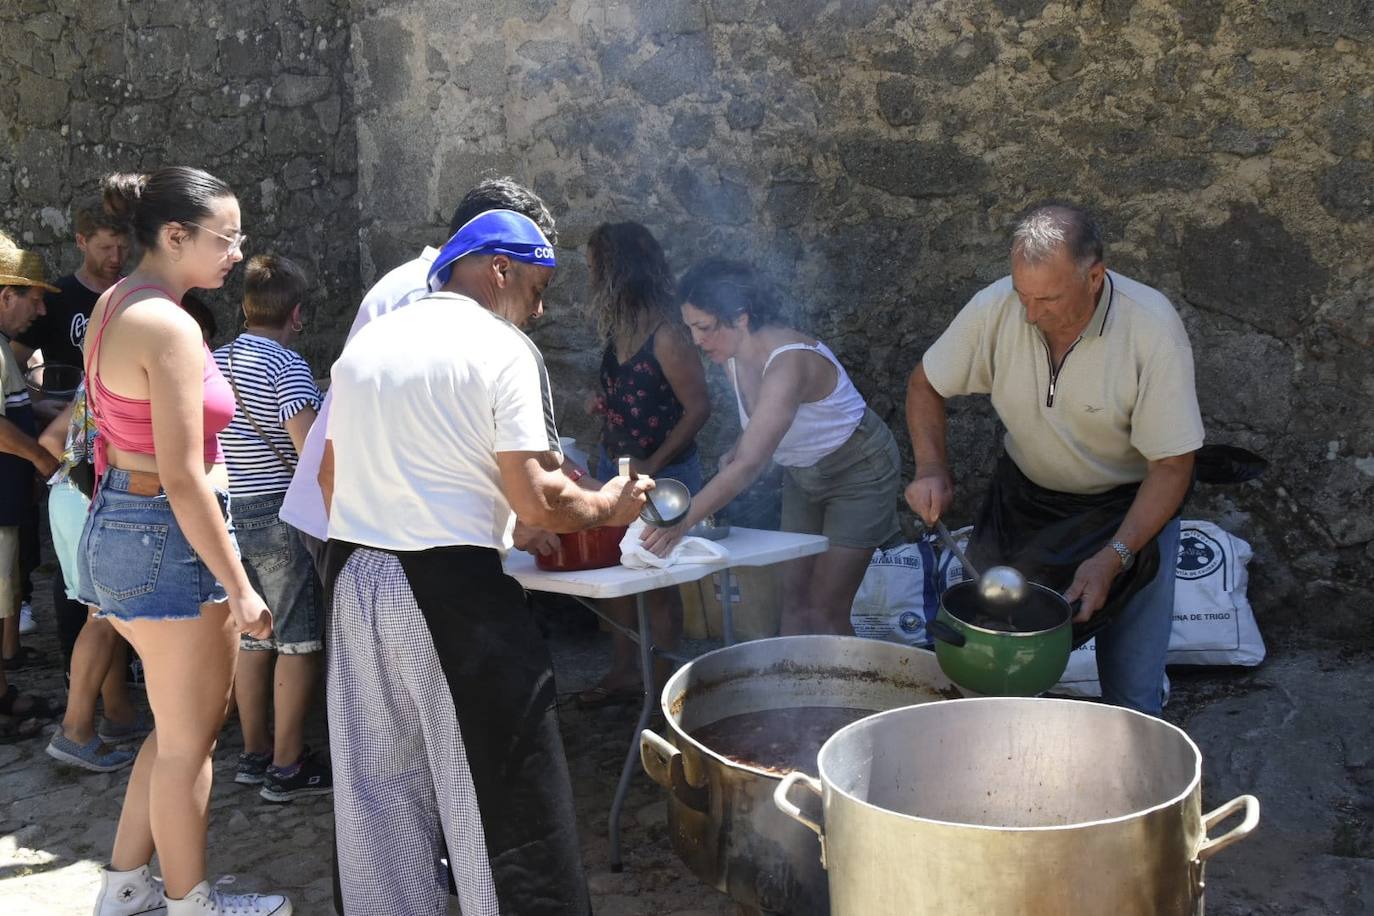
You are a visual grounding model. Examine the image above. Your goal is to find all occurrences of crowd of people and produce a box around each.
[0,162,1201,916]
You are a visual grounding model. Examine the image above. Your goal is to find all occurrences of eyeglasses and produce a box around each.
[188,223,247,254]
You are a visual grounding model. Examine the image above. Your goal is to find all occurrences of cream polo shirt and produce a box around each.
[922,270,1205,495]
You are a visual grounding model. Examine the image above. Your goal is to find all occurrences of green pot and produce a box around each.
[928,580,1074,697]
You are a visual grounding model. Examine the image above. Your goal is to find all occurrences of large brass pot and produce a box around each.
[775,697,1259,916]
[639,636,959,915]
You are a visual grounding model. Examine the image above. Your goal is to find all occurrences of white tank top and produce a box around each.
[731,341,867,468]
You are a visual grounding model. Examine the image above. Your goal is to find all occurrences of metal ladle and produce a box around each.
[933,520,1029,613]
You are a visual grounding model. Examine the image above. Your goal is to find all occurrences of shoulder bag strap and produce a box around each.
[226,339,298,474]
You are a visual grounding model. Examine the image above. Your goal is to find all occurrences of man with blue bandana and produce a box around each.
[321,209,651,915]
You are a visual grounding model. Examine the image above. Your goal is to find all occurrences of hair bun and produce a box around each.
[101,172,149,222]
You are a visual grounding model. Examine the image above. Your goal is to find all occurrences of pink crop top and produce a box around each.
[85,281,236,481]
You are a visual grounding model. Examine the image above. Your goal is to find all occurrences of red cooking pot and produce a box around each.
[535,526,628,572]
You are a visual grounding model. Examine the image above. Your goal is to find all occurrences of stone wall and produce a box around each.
[2,1,1369,634]
[0,0,357,367]
[350,0,1373,635]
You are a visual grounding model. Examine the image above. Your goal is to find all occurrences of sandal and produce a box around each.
[575,684,643,709]
[0,712,42,744]
[0,684,59,720]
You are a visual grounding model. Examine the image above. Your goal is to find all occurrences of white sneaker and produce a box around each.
[18,602,35,635]
[93,864,166,915]
[165,880,291,916]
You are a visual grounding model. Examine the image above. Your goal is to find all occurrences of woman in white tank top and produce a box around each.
[640,259,902,634]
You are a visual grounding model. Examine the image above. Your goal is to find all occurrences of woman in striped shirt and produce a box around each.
[212,255,331,803]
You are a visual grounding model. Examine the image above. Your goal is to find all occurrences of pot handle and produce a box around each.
[774,770,825,838]
[927,619,967,648]
[640,730,709,814]
[1196,794,1261,862]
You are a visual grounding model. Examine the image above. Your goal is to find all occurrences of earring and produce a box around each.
[290,319,304,333]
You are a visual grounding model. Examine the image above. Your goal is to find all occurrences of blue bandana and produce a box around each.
[427,209,557,292]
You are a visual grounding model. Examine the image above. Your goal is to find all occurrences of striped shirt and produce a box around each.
[212,334,322,498]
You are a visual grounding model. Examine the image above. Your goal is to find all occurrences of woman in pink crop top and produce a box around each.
[77,169,291,915]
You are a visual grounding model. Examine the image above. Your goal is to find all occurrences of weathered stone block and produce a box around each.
[272,73,335,107]
[1192,326,1294,432]
[1090,154,1215,194]
[725,96,764,131]
[451,40,507,99]
[627,35,714,106]
[1033,31,1086,81]
[306,93,339,136]
[1209,121,1287,156]
[24,11,64,41]
[668,110,713,149]
[995,0,1048,22]
[16,71,67,127]
[356,16,415,108]
[1258,0,1374,42]
[1323,92,1373,158]
[668,166,751,225]
[1180,204,1329,339]
[928,33,998,86]
[764,181,814,227]
[709,0,756,24]
[635,0,707,36]
[14,128,67,205]
[107,103,168,147]
[876,76,922,127]
[839,135,988,198]
[1318,160,1374,223]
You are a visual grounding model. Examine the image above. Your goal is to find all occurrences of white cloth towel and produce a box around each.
[619,520,730,569]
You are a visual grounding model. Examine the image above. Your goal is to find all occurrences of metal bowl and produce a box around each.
[688,515,731,541]
[643,477,692,527]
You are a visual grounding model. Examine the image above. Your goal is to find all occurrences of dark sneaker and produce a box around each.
[235,750,272,786]
[259,751,332,804]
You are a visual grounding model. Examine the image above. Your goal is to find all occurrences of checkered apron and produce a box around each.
[325,543,590,916]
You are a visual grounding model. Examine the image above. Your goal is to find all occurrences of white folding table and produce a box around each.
[505,527,828,870]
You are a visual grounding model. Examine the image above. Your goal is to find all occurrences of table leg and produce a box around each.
[721,566,736,646]
[608,591,655,872]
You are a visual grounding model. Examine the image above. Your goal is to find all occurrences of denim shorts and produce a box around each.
[78,468,237,622]
[232,492,323,654]
[596,445,704,495]
[781,408,902,550]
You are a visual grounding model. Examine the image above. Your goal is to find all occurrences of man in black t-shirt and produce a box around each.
[12,198,131,385]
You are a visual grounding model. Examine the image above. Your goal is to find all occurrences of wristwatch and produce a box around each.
[1108,540,1134,572]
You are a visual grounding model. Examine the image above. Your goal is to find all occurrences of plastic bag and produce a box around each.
[1050,520,1263,697]
[851,538,942,647]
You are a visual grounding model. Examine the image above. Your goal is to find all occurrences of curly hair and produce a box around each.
[676,257,784,330]
[585,222,676,342]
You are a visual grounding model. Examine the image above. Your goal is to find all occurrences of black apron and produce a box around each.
[967,454,1167,645]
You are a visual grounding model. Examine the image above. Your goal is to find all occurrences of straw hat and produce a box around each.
[0,231,60,293]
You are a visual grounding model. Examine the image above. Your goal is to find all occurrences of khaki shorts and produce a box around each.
[781,409,902,550]
[0,526,18,618]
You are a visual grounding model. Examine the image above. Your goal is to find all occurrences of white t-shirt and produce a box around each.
[278,247,437,539]
[213,334,321,498]
[325,293,563,553]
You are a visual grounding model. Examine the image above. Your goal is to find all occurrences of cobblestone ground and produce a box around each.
[3,569,1371,914]
[0,580,734,915]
